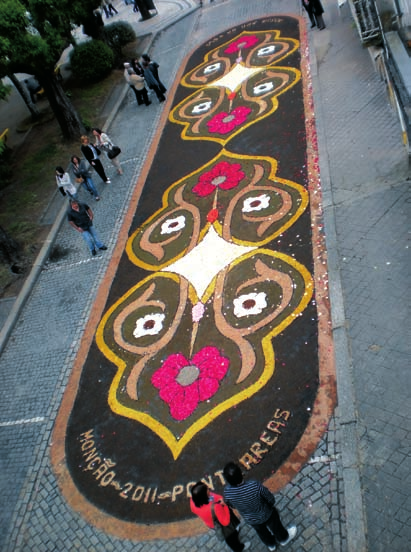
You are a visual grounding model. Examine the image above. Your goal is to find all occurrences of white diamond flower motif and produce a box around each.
[133,313,165,338]
[164,225,256,299]
[210,63,262,93]
[233,292,267,318]
[161,215,186,235]
[242,193,271,213]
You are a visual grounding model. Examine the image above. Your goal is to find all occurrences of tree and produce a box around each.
[0,0,102,140]
[8,73,40,119]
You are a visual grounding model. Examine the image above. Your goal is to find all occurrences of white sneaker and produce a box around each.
[243,543,251,551]
[279,525,297,546]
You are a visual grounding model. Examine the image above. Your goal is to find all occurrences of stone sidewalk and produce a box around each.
[0,1,409,551]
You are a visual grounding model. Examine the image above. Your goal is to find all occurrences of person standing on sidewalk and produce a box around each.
[101,0,118,18]
[55,167,78,200]
[67,199,107,257]
[190,482,250,552]
[141,54,166,103]
[81,135,111,184]
[309,0,326,30]
[70,155,100,201]
[92,127,123,175]
[124,62,151,106]
[127,68,151,106]
[223,462,297,551]
[141,54,166,91]
[124,62,139,102]
[301,0,316,28]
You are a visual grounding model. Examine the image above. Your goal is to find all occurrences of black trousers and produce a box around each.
[151,84,166,102]
[90,158,109,183]
[131,86,150,105]
[225,529,245,552]
[315,13,326,29]
[251,507,288,546]
[221,510,244,552]
[302,3,316,25]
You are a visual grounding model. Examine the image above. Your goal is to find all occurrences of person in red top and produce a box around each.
[190,481,250,551]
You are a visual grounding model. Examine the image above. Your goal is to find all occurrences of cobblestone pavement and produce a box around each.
[312,2,410,551]
[0,1,409,551]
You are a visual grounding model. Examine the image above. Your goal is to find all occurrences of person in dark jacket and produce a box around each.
[80,136,111,184]
[141,53,166,103]
[101,0,118,18]
[223,462,297,551]
[67,199,107,257]
[301,0,316,28]
[309,0,326,30]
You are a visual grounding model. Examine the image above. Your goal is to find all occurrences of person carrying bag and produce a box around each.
[190,481,250,551]
[92,127,123,175]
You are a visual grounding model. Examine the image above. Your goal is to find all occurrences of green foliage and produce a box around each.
[0,0,102,138]
[0,0,102,77]
[0,81,12,101]
[8,220,38,238]
[103,21,136,60]
[70,39,114,83]
[81,117,92,131]
[0,0,64,76]
[20,143,58,181]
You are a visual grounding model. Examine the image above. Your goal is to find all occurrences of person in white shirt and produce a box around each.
[55,166,78,199]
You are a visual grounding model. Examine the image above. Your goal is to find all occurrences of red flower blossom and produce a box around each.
[207,106,252,135]
[224,35,259,54]
[193,161,245,198]
[151,346,229,420]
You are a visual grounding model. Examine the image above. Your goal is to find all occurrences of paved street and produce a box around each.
[0,1,409,551]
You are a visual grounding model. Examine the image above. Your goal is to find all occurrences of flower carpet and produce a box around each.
[52,15,336,540]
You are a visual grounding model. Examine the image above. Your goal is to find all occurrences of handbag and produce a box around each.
[210,502,238,542]
[107,145,121,159]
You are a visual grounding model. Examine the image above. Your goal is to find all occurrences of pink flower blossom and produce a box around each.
[151,346,229,420]
[207,106,252,135]
[224,35,259,54]
[193,161,245,198]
